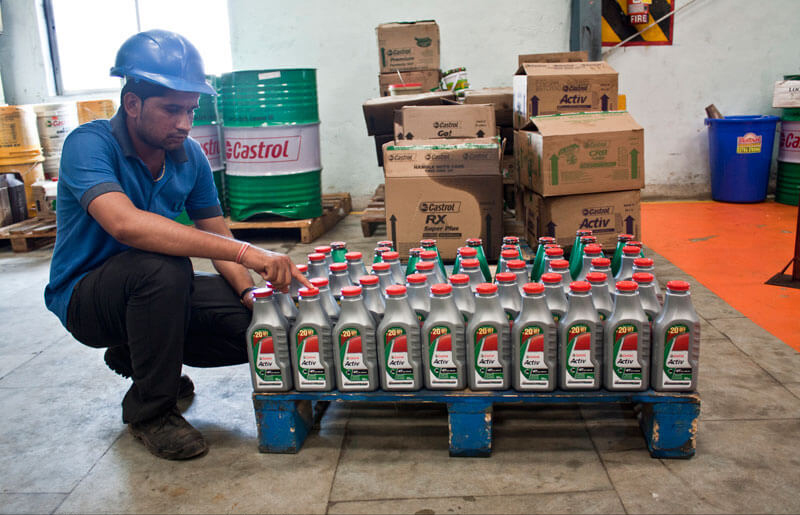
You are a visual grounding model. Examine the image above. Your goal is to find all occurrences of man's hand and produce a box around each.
[240,246,312,292]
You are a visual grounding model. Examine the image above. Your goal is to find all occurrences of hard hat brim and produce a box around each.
[111,67,217,96]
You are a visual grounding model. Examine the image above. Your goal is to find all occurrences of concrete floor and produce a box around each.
[1,213,799,514]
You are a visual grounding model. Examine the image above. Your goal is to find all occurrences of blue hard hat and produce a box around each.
[110,29,216,95]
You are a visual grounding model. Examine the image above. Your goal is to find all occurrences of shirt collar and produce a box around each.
[110,108,188,163]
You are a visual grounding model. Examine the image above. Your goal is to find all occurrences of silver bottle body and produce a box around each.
[247,296,292,392]
[377,292,424,391]
[290,295,335,391]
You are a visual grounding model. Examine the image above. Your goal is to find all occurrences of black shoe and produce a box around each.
[104,346,195,399]
[129,406,208,460]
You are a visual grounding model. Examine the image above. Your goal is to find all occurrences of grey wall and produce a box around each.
[0,0,54,104]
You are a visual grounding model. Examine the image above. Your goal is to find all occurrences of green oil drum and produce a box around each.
[225,169,322,221]
[220,69,319,126]
[777,105,800,206]
[193,75,219,126]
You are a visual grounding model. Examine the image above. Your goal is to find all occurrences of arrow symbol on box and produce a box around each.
[546,221,556,237]
[625,215,634,235]
[406,132,414,140]
[390,214,397,248]
[476,129,485,137]
[531,96,539,116]
[601,94,609,111]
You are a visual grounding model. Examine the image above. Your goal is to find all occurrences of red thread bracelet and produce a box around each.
[235,242,250,264]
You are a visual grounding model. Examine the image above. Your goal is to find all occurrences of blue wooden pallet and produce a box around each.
[252,389,700,459]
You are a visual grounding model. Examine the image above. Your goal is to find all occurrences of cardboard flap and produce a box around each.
[517,51,588,67]
[383,137,501,178]
[516,61,617,76]
[522,111,641,135]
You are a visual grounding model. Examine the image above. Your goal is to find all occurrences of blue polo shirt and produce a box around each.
[44,111,223,326]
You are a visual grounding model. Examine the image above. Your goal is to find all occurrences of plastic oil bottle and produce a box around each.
[377,240,395,251]
[420,250,447,284]
[452,246,476,276]
[329,262,352,299]
[406,273,431,324]
[604,280,650,391]
[275,289,299,326]
[405,247,423,277]
[548,259,572,294]
[381,250,405,285]
[575,244,604,282]
[633,272,661,323]
[495,272,521,323]
[377,285,424,390]
[558,281,602,390]
[503,236,523,257]
[311,277,341,323]
[420,239,448,280]
[372,261,395,293]
[541,272,568,324]
[633,258,663,304]
[422,283,467,389]
[307,252,329,281]
[333,286,379,391]
[290,263,309,301]
[568,230,593,278]
[611,233,633,276]
[507,259,529,293]
[359,275,386,323]
[449,274,475,322]
[614,245,641,282]
[541,247,565,280]
[651,280,700,391]
[531,236,556,281]
[290,286,335,391]
[460,258,485,292]
[247,287,292,391]
[373,245,390,263]
[513,282,557,391]
[415,260,438,287]
[495,248,519,275]
[465,238,492,281]
[589,257,615,294]
[586,272,613,322]
[345,251,368,284]
[330,241,348,263]
[315,245,334,268]
[467,283,512,390]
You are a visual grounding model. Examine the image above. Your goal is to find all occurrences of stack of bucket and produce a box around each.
[219,68,322,220]
[777,74,800,206]
[76,99,117,125]
[34,102,79,180]
[189,76,227,212]
[0,105,45,218]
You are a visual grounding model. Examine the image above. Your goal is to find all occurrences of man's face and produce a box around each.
[126,90,200,151]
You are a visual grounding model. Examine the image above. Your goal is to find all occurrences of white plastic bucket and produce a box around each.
[222,123,320,175]
[42,153,61,179]
[34,102,79,156]
[190,124,224,171]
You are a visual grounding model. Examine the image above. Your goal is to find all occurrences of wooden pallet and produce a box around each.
[0,217,57,252]
[252,389,701,459]
[361,184,386,237]
[227,193,352,243]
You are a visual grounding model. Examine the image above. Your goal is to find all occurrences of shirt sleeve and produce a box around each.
[59,128,124,211]
[185,143,223,220]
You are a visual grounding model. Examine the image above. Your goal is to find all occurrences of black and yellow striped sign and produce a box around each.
[602,0,674,46]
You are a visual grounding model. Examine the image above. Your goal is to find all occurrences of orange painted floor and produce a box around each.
[642,200,800,351]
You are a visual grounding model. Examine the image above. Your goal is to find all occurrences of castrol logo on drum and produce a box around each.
[225,136,301,163]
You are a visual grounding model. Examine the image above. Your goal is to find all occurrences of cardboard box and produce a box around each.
[524,189,641,250]
[31,182,56,218]
[500,126,514,155]
[512,61,618,128]
[363,91,456,136]
[374,133,393,167]
[394,104,497,140]
[516,111,644,196]
[383,138,503,260]
[462,88,513,126]
[377,21,440,73]
[517,51,588,67]
[379,69,441,97]
[501,155,516,184]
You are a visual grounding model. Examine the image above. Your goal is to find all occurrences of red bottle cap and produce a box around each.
[420,250,438,259]
[408,247,423,255]
[431,284,452,295]
[618,234,633,241]
[667,280,690,291]
[359,275,379,285]
[501,244,516,251]
[299,287,319,297]
[252,287,273,298]
[583,244,603,255]
[507,259,526,270]
[420,239,436,246]
[476,283,498,294]
[377,240,394,247]
[501,249,518,259]
[330,263,347,272]
[461,258,480,268]
[577,230,593,236]
[372,262,391,271]
[569,281,591,293]
[545,248,564,257]
[633,258,654,267]
[616,281,639,292]
[340,286,362,297]
[310,277,329,287]
[590,257,610,267]
[585,272,607,283]
[330,241,346,248]
[374,246,390,253]
[459,247,477,258]
[382,251,400,260]
[540,273,561,284]
[385,285,407,296]
[628,240,643,247]
[296,264,308,273]
[538,236,555,244]
[544,244,561,249]
[449,274,469,285]
[495,272,516,283]
[622,246,640,255]
[344,252,362,260]
[308,253,325,262]
[581,236,597,243]
[522,283,545,295]
[406,273,427,284]
[550,259,569,270]
[314,246,331,254]
[466,238,483,245]
[633,272,654,284]
[416,261,435,271]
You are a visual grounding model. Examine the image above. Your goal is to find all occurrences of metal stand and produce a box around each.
[766,191,800,288]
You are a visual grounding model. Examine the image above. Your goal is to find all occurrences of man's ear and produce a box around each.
[123,92,142,119]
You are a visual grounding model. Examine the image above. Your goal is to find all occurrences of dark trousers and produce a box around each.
[66,249,250,424]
